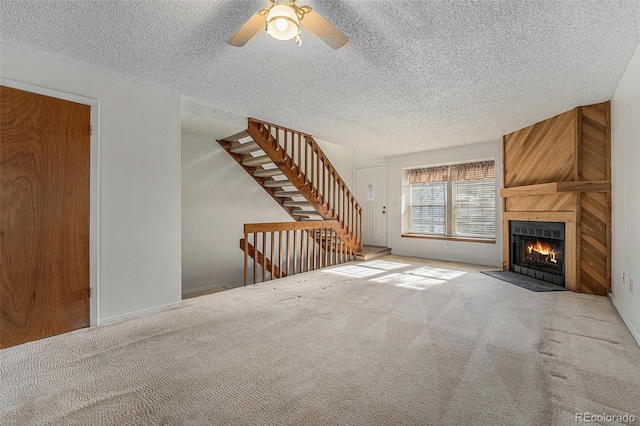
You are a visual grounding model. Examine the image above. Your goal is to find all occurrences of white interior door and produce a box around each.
[355,165,387,247]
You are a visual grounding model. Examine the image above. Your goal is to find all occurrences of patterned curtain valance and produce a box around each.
[451,161,495,181]
[408,166,448,184]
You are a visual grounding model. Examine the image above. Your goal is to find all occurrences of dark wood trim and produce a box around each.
[248,117,312,137]
[245,220,337,233]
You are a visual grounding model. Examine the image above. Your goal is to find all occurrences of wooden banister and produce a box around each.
[222,118,363,287]
[241,220,354,285]
[240,238,286,286]
[247,118,363,253]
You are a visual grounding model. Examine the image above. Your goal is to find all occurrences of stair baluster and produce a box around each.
[220,118,363,285]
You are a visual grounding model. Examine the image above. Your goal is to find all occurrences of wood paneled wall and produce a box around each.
[577,103,611,295]
[504,109,577,187]
[502,102,611,295]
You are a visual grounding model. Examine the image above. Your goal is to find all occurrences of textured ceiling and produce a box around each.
[2,1,640,156]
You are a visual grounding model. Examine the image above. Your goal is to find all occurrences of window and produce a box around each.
[409,181,446,235]
[407,161,495,240]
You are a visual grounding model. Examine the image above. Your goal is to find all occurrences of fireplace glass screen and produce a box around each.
[510,221,565,286]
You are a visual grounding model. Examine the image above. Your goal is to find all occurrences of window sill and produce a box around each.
[401,233,496,244]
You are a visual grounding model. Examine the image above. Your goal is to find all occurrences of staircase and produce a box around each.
[219,118,363,285]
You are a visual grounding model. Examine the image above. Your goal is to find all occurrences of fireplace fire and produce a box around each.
[510,221,565,286]
[526,240,558,264]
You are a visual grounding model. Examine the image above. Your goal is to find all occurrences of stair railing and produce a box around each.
[241,220,354,285]
[248,118,362,251]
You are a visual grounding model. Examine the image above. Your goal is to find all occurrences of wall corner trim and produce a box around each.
[610,294,640,348]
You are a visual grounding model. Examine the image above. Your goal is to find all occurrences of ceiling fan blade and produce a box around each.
[299,8,348,50]
[226,11,266,47]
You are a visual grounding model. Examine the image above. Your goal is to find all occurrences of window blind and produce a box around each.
[409,182,447,235]
[452,177,495,238]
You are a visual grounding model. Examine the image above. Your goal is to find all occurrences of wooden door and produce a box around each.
[0,86,90,348]
[355,165,387,247]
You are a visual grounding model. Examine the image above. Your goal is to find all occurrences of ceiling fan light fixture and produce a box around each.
[226,0,347,49]
[266,2,300,41]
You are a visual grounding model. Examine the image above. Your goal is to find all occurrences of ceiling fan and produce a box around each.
[226,0,348,49]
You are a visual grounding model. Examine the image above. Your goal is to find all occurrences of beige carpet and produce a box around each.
[2,255,639,425]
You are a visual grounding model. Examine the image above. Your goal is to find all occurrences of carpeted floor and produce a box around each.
[1,255,639,425]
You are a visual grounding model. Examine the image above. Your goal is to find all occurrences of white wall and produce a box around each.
[181,132,292,292]
[385,140,503,267]
[610,41,640,345]
[1,44,182,323]
[315,138,387,189]
[314,138,358,189]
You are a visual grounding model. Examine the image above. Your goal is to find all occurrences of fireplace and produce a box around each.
[510,221,565,286]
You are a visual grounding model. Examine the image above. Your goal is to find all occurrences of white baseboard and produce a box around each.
[98,301,182,326]
[609,294,640,347]
[182,283,228,296]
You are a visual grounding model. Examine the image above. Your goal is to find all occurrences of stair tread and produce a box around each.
[274,190,302,197]
[264,180,293,188]
[355,246,392,261]
[242,155,273,167]
[230,141,260,154]
[291,209,322,215]
[283,201,312,207]
[222,130,249,142]
[253,169,283,178]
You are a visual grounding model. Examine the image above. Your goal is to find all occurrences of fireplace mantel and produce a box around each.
[502,102,611,295]
[500,180,610,198]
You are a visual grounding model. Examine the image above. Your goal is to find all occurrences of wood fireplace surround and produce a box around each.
[500,102,611,295]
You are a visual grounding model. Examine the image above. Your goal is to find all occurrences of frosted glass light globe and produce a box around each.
[275,19,288,32]
[266,2,299,41]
